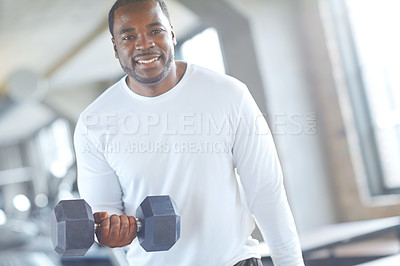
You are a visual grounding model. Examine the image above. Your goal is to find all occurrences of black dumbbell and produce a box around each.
[51,195,180,257]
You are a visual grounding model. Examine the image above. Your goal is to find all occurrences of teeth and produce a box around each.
[137,57,158,64]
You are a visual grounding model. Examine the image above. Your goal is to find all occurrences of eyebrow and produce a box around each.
[147,22,163,28]
[118,22,164,35]
[119,28,135,35]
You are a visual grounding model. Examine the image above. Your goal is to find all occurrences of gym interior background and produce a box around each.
[1,0,399,265]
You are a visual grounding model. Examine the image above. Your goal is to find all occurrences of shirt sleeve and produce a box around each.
[232,86,304,265]
[74,115,125,215]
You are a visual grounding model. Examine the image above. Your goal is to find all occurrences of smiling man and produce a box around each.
[74,0,304,265]
[111,0,185,96]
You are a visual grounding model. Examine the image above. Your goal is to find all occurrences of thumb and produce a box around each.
[94,212,108,223]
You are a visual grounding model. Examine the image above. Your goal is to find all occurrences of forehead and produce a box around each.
[113,1,169,33]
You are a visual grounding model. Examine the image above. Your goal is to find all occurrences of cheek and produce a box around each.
[117,47,133,62]
[163,40,175,53]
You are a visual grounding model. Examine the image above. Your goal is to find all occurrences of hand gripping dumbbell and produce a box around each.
[51,195,180,257]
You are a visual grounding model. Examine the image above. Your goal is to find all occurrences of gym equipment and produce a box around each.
[51,195,180,257]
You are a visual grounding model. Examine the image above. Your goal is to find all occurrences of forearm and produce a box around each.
[253,192,304,265]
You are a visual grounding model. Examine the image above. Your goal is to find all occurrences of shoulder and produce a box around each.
[79,78,124,117]
[190,64,245,86]
[186,63,248,96]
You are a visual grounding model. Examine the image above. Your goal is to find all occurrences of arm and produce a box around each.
[74,116,136,248]
[232,87,304,265]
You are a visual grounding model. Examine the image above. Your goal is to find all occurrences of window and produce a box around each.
[324,0,400,197]
[178,27,225,74]
[346,0,400,190]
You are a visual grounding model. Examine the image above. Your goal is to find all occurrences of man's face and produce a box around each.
[112,1,176,85]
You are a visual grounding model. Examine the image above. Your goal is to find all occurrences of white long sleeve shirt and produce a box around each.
[75,63,304,265]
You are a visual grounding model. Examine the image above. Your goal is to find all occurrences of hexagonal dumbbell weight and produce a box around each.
[51,195,180,257]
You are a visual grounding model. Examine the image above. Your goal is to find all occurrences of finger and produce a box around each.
[119,215,129,242]
[94,212,108,223]
[96,216,110,245]
[109,214,121,239]
[127,216,137,243]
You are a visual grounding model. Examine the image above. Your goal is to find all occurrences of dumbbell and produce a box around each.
[51,195,180,257]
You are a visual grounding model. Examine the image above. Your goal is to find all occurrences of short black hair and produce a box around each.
[108,0,171,37]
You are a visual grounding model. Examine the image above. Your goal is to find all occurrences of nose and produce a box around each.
[135,34,155,50]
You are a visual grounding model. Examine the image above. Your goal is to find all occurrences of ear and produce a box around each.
[170,24,177,46]
[111,38,119,59]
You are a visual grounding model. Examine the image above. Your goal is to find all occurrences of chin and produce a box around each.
[123,57,174,85]
[135,67,166,83]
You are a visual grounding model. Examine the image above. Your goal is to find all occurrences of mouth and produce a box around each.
[134,54,161,65]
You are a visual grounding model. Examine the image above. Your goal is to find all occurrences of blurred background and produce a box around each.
[0,0,399,265]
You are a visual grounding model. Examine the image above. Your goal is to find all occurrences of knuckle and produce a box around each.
[110,215,120,225]
[121,223,129,230]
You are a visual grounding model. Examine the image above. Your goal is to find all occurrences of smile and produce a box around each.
[136,56,159,64]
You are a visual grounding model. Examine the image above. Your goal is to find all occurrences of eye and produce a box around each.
[122,35,136,41]
[151,29,164,35]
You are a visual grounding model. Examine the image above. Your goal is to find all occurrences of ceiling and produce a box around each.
[0,0,200,93]
[0,0,200,144]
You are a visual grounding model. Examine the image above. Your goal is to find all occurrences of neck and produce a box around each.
[127,61,186,97]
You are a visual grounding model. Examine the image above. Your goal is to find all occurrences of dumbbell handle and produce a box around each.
[94,217,143,232]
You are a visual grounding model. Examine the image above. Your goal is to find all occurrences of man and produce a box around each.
[75,0,304,265]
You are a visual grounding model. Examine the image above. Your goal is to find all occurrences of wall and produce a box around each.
[224,0,339,232]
